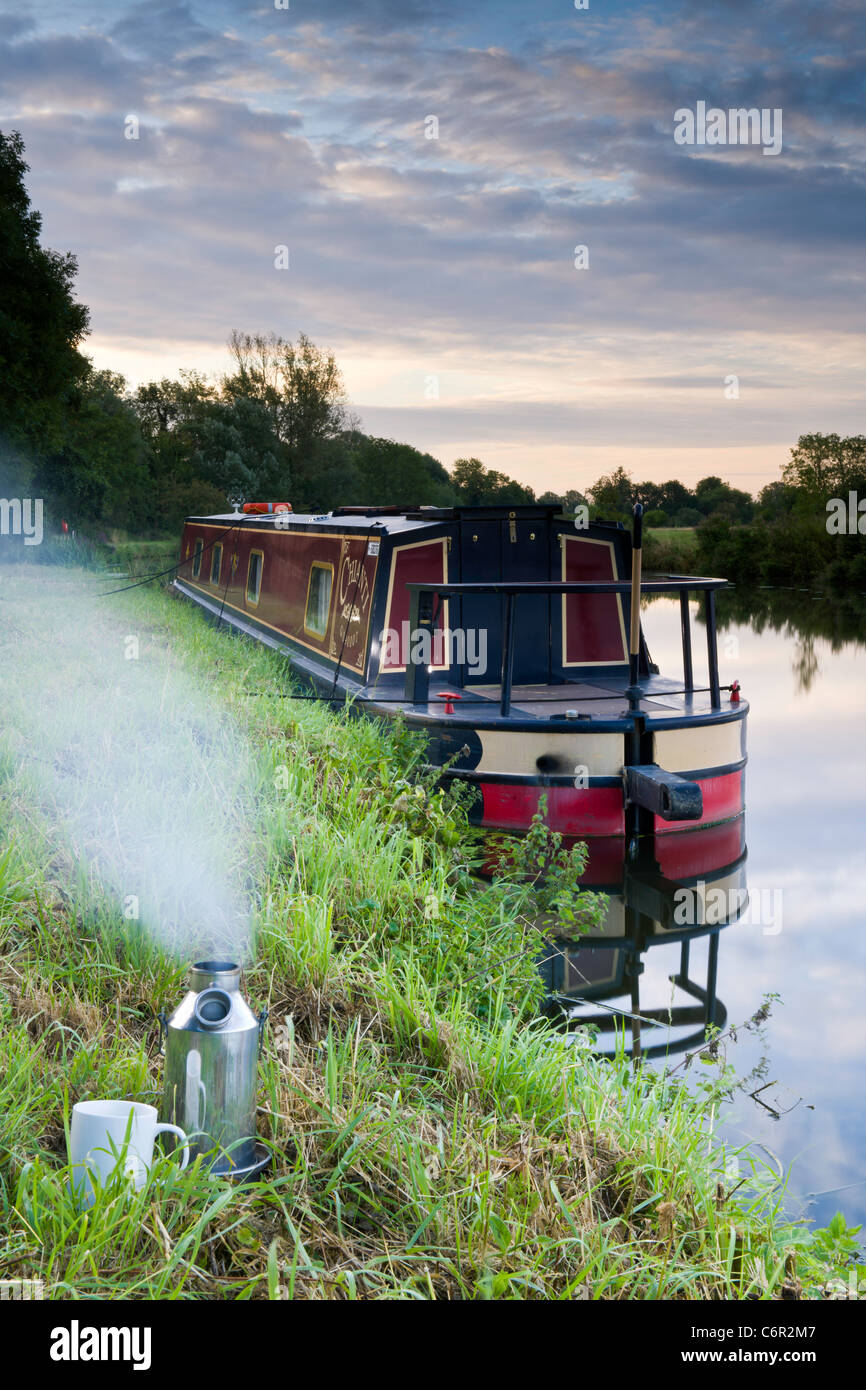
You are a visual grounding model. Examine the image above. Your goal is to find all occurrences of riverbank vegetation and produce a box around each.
[693,434,866,591]
[0,561,858,1299]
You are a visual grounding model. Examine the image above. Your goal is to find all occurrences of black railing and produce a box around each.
[404,577,729,716]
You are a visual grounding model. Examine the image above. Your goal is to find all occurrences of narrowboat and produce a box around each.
[175,502,747,849]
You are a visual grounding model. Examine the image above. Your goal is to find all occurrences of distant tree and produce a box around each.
[130,370,289,524]
[657,479,694,515]
[484,468,536,504]
[451,457,489,504]
[783,433,866,499]
[190,395,283,504]
[693,475,754,523]
[587,466,633,520]
[353,436,455,507]
[295,432,364,511]
[133,372,216,441]
[634,481,665,512]
[755,480,798,520]
[225,330,353,464]
[643,508,669,528]
[222,331,282,431]
[132,374,217,529]
[674,506,704,528]
[451,457,535,505]
[33,370,147,525]
[0,129,90,489]
[562,488,588,513]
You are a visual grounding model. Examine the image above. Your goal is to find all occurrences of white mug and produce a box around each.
[69,1100,190,1207]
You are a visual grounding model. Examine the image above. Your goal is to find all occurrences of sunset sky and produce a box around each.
[1,0,863,495]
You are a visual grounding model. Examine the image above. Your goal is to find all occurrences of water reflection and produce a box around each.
[647,583,866,695]
[715,586,866,695]
[540,819,747,1062]
[569,587,866,1229]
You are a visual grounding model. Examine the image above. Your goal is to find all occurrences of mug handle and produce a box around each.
[153,1123,190,1171]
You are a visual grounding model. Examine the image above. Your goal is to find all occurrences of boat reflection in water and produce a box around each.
[539,816,748,1062]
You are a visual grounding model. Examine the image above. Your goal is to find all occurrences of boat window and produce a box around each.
[210,543,223,586]
[304,562,333,637]
[192,538,203,580]
[246,550,264,606]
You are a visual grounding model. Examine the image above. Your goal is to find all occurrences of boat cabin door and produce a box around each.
[457,515,551,686]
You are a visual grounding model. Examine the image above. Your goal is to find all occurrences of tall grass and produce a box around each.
[0,567,851,1299]
[643,527,698,573]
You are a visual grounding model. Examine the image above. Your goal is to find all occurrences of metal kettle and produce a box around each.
[160,959,268,1179]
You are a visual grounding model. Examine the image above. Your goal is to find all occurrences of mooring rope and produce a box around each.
[97,523,242,597]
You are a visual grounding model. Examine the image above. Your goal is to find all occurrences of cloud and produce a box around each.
[2,0,865,484]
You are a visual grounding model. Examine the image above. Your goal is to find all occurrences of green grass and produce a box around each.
[644,527,698,572]
[645,526,697,543]
[110,537,180,579]
[0,564,854,1299]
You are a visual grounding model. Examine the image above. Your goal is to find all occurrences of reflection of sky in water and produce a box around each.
[584,598,866,1230]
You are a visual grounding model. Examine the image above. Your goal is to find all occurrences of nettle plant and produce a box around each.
[488,801,608,934]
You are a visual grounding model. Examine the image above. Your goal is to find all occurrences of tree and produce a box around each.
[483,468,536,504]
[587,466,633,520]
[693,476,754,523]
[225,330,352,461]
[133,372,216,442]
[33,370,147,525]
[657,479,694,516]
[190,395,283,504]
[296,432,364,511]
[634,481,665,512]
[783,433,866,499]
[0,129,90,489]
[132,374,219,530]
[755,480,798,520]
[451,457,535,505]
[452,457,488,504]
[354,437,455,507]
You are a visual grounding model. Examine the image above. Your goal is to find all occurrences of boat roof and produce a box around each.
[188,511,429,533]
[186,504,628,537]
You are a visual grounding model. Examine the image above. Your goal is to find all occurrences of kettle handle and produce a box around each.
[157,1009,168,1055]
[257,1007,269,1057]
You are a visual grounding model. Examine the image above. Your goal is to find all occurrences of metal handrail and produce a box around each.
[406,578,729,594]
[404,575,728,715]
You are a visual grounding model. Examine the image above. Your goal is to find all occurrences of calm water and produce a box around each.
[549,588,866,1232]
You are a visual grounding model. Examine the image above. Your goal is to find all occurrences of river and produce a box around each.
[546,586,866,1233]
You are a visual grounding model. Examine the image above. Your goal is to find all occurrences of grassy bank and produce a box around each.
[643,527,698,573]
[109,537,180,579]
[694,514,866,590]
[0,565,852,1299]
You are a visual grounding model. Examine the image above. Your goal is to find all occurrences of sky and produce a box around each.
[1,0,864,496]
